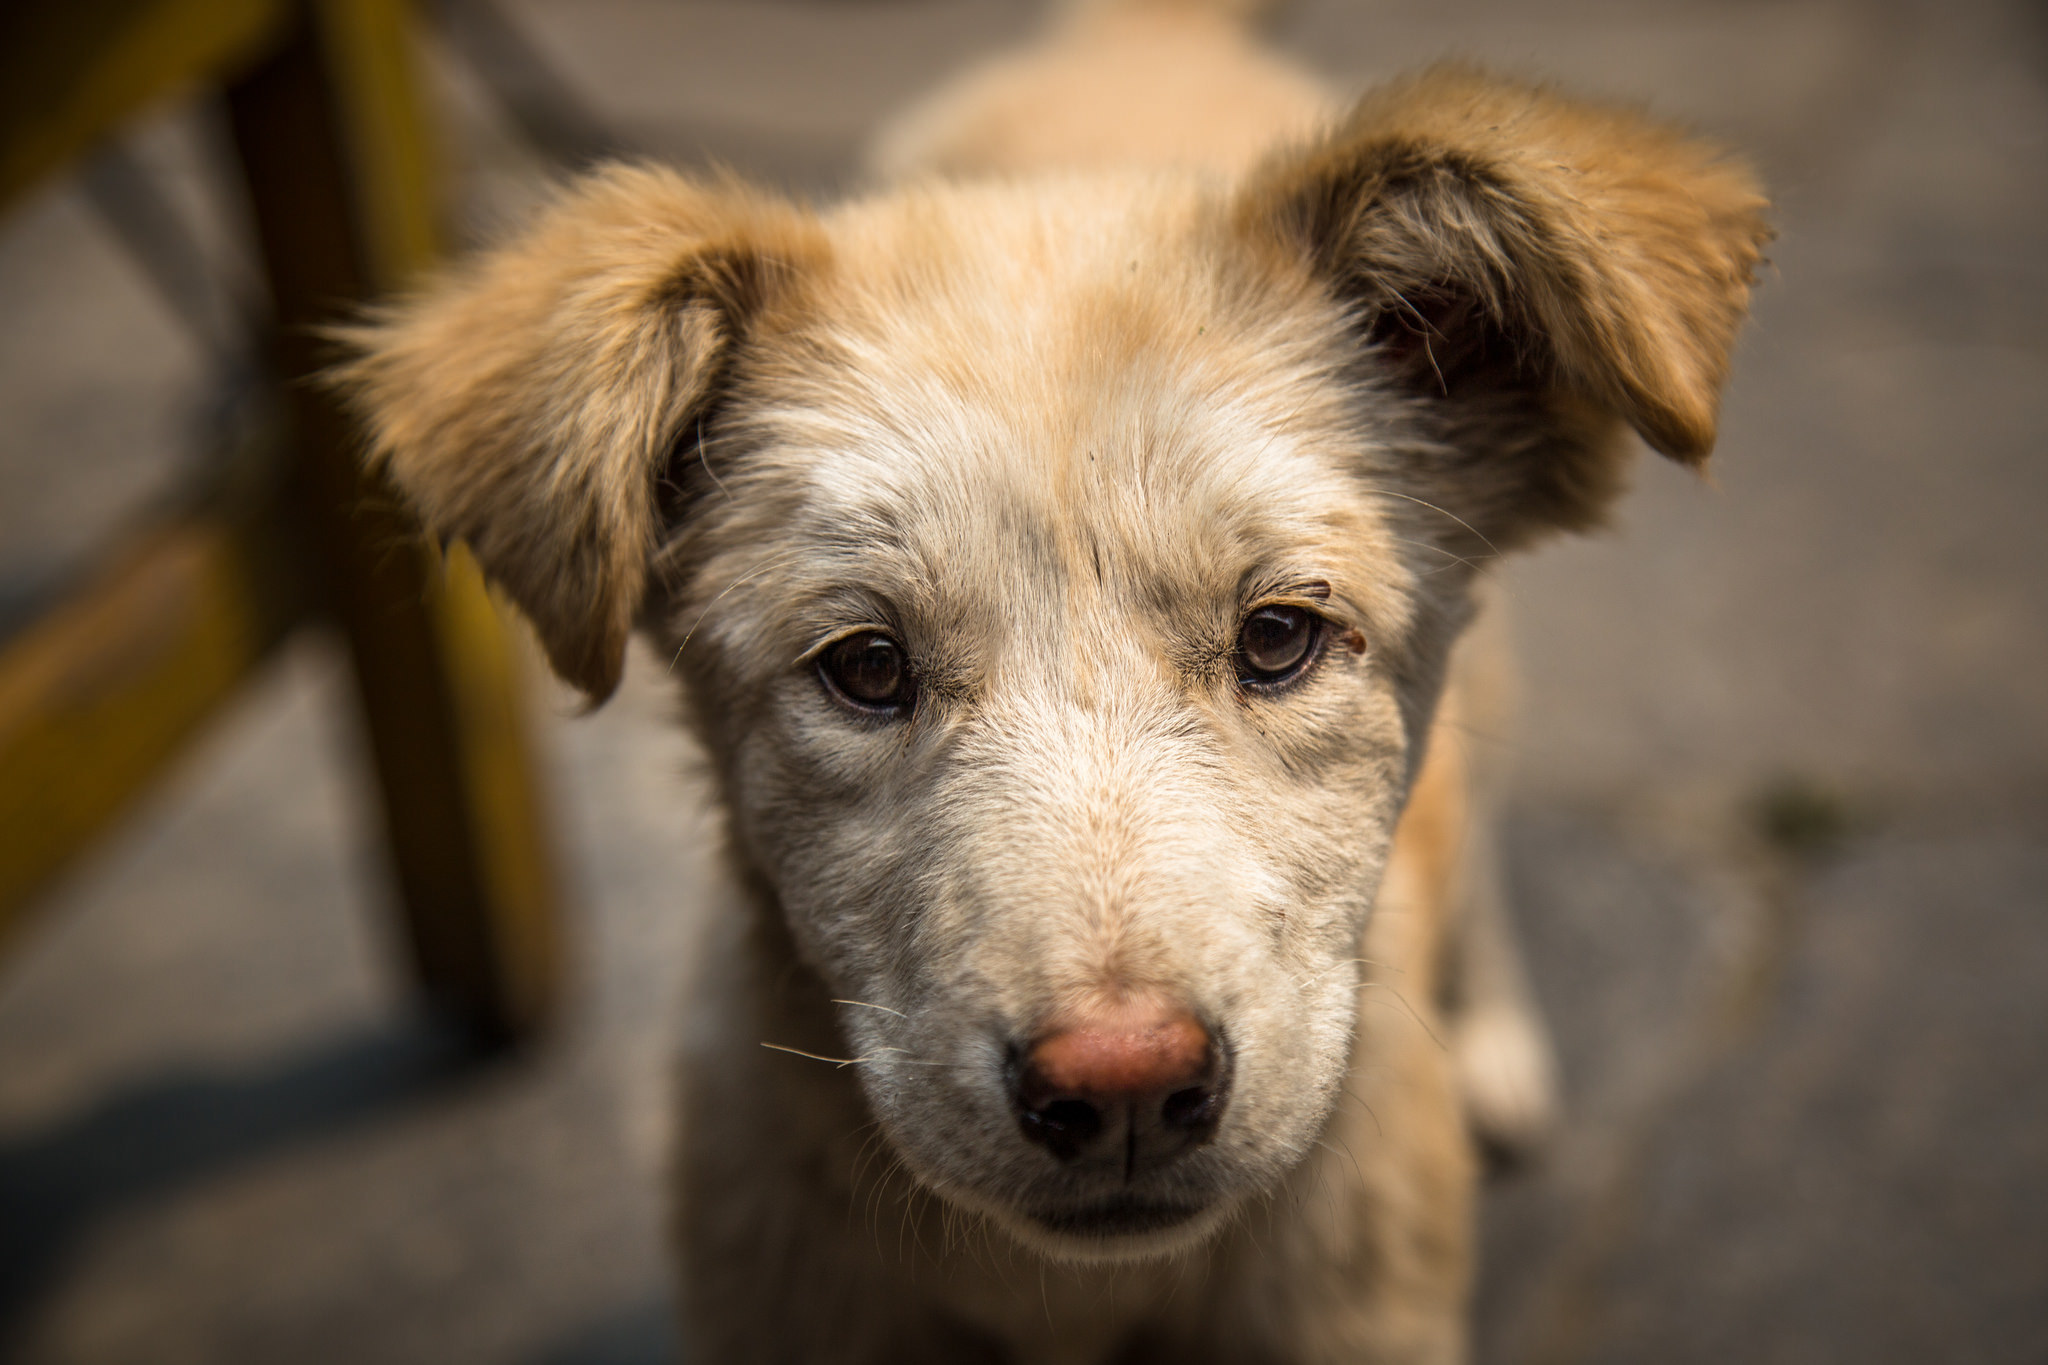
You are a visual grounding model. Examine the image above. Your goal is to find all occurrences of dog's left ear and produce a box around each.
[332,166,826,702]
[1234,65,1771,546]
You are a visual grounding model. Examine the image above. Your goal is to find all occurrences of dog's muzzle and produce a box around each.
[1002,1001,1232,1234]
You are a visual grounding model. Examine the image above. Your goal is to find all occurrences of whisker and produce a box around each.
[1359,983,1448,1051]
[760,1041,869,1067]
[1339,1086,1384,1137]
[1371,488,1502,559]
[1385,287,1451,395]
[1313,955,1399,980]
[1315,1135,1368,1189]
[870,1050,979,1071]
[669,554,806,670]
[1389,535,1491,572]
[759,1040,971,1073]
[832,998,909,1019]
[848,1122,890,1203]
[696,417,731,501]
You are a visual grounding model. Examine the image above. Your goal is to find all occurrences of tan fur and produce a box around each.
[869,1,1330,180]
[332,172,826,699]
[1239,64,1769,468]
[331,2,1767,1359]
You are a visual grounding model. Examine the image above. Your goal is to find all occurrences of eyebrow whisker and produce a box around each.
[671,554,807,670]
[1370,488,1501,559]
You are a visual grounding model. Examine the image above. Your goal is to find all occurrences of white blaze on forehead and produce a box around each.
[731,179,1400,628]
[686,173,1420,700]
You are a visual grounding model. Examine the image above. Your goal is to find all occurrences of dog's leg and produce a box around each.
[1442,810,1560,1162]
[1432,603,1560,1161]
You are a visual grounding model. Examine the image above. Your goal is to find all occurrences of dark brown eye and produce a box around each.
[820,631,914,713]
[1236,605,1321,685]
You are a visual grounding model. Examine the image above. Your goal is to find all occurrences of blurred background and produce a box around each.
[1,0,2044,1361]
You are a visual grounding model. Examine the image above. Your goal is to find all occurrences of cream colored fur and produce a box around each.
[333,2,1768,1359]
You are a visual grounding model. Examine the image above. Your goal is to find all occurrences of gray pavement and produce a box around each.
[2,1,2044,1361]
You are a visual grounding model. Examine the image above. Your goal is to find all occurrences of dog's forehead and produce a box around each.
[736,180,1395,627]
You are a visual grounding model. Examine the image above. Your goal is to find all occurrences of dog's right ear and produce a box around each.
[331,166,826,703]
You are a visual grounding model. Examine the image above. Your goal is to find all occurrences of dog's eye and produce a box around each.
[819,631,914,713]
[1236,605,1322,686]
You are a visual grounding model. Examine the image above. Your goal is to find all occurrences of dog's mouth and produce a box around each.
[1025,1194,1208,1237]
[983,1181,1240,1263]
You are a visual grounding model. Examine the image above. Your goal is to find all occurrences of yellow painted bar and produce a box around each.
[224,0,567,1041]
[0,0,567,1039]
[312,0,440,287]
[0,512,301,949]
[318,0,566,1040]
[0,0,286,211]
[420,543,565,1038]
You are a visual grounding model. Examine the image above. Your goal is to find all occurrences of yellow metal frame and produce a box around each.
[0,513,300,922]
[0,0,565,1044]
[0,0,286,211]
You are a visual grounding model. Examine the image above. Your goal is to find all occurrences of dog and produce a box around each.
[334,1,1768,1358]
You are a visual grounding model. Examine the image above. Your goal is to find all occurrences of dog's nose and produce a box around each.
[1011,1001,1228,1172]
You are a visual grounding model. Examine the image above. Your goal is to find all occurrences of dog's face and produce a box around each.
[671,182,1429,1255]
[336,69,1767,1261]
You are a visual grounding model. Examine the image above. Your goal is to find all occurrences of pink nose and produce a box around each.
[1027,1004,1211,1100]
[1012,1001,1227,1170]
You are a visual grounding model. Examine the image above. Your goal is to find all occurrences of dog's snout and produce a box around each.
[1011,1002,1228,1172]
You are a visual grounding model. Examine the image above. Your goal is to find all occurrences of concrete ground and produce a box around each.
[2,1,2044,1361]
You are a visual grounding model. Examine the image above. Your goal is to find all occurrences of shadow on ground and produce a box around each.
[0,1024,478,1349]
[527,1297,677,1365]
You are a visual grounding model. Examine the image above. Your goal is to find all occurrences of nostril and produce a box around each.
[1016,1087,1104,1162]
[1010,1004,1230,1166]
[1160,1084,1214,1130]
[1035,1098,1102,1141]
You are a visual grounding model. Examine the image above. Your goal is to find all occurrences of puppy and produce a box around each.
[336,1,1768,1359]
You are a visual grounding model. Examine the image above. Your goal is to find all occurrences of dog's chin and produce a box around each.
[984,1192,1237,1265]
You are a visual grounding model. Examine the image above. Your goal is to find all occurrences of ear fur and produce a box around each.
[330,166,824,701]
[1236,65,1771,537]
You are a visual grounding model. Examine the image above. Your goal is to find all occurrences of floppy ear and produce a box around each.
[331,166,825,702]
[1235,64,1771,545]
